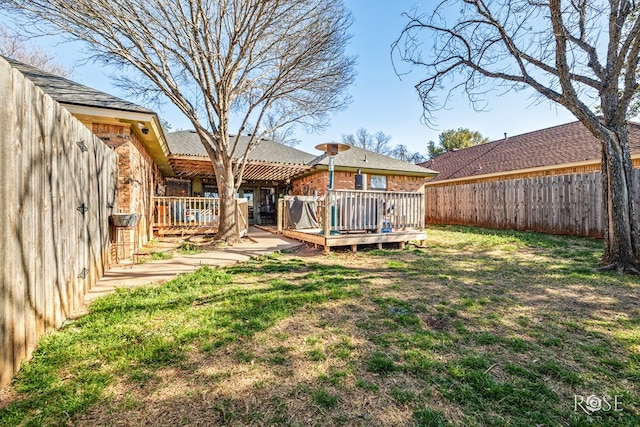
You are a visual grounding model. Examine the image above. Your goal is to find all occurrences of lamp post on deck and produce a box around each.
[315,142,350,234]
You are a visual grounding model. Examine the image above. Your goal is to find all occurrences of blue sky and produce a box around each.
[4,1,576,156]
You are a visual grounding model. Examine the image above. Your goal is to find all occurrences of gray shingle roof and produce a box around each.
[311,144,438,176]
[167,131,438,176]
[4,56,153,114]
[166,130,317,164]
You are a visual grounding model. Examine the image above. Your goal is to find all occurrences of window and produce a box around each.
[203,183,218,198]
[165,178,192,197]
[370,175,387,190]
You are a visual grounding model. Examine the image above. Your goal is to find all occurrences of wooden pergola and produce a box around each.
[168,156,310,182]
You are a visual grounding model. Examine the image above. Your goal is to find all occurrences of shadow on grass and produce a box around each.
[0,257,363,427]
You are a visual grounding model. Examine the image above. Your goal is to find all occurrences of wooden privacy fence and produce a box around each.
[0,58,118,388]
[425,171,609,237]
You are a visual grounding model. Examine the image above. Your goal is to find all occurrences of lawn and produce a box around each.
[1,226,639,426]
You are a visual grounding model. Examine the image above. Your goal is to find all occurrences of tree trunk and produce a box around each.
[215,163,240,243]
[600,127,640,274]
[205,139,241,243]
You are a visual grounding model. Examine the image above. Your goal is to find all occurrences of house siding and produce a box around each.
[292,171,425,195]
[292,171,330,195]
[92,123,162,260]
[386,175,426,192]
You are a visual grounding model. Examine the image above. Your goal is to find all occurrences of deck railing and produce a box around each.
[281,190,424,234]
[327,189,424,233]
[154,197,248,236]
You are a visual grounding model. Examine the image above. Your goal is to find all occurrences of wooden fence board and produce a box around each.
[0,58,118,388]
[1,60,14,383]
[424,168,630,238]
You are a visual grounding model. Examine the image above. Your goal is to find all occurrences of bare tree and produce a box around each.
[394,0,640,273]
[390,144,425,163]
[262,114,300,147]
[342,128,392,154]
[0,24,71,77]
[4,0,355,242]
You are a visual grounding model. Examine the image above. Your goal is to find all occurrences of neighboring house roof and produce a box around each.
[3,56,153,114]
[167,130,317,164]
[419,120,640,182]
[311,144,438,176]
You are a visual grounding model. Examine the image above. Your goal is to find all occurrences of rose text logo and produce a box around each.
[574,395,622,414]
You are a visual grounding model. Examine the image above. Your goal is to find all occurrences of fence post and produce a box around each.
[234,198,239,236]
[377,196,384,233]
[323,192,331,236]
[277,198,284,233]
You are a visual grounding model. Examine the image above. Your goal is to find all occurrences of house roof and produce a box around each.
[166,131,316,181]
[167,131,439,179]
[419,120,640,182]
[4,56,174,175]
[311,144,438,176]
[4,56,153,114]
[167,130,317,164]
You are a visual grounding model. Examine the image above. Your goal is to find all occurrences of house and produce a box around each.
[293,144,436,194]
[0,55,436,387]
[162,131,437,253]
[419,120,640,236]
[164,131,438,252]
[165,131,438,226]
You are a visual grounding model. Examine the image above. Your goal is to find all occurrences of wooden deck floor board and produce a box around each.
[282,228,426,251]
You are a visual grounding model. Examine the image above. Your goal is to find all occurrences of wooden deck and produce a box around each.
[154,224,219,236]
[280,190,426,253]
[282,228,426,253]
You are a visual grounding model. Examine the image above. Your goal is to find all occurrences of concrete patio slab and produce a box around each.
[79,227,302,310]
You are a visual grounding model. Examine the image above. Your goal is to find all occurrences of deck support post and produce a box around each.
[277,198,284,234]
[351,244,357,253]
[377,243,383,250]
[323,245,330,255]
[323,193,331,237]
[399,241,405,250]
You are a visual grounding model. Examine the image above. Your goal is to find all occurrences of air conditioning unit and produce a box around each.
[355,169,366,190]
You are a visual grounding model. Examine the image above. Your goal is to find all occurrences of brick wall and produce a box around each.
[292,171,329,195]
[92,123,161,261]
[386,175,426,192]
[292,170,425,195]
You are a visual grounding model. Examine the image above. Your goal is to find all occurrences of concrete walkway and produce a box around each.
[81,227,302,308]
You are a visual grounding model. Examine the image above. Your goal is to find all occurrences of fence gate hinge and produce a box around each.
[77,203,89,215]
[76,140,88,152]
[78,268,88,279]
